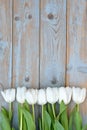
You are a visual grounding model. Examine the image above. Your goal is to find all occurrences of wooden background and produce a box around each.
[0,0,87,129]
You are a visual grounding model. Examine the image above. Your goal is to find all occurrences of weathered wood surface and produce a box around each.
[0,0,87,128]
[13,0,39,128]
[40,0,66,88]
[0,0,12,109]
[67,0,87,125]
[13,0,39,88]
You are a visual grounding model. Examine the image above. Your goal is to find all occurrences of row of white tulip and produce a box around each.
[1,86,86,105]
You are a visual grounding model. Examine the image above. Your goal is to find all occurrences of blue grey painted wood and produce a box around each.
[67,0,87,125]
[0,0,87,128]
[12,0,39,129]
[0,0,12,110]
[40,0,66,88]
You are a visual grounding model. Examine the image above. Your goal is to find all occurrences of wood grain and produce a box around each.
[12,0,39,128]
[0,0,12,109]
[13,0,39,88]
[40,0,66,88]
[67,0,87,125]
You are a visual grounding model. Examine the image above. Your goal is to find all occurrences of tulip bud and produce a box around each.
[37,89,47,105]
[26,89,38,105]
[59,87,72,104]
[1,88,15,103]
[16,87,26,104]
[72,87,86,104]
[46,87,59,104]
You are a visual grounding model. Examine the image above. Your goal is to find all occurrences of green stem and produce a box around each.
[32,104,35,122]
[9,103,12,121]
[20,105,22,130]
[42,105,44,130]
[52,104,56,119]
[77,104,79,112]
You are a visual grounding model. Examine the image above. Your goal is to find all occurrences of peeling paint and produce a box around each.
[0,40,8,60]
[15,32,21,85]
[77,66,87,73]
[8,45,12,86]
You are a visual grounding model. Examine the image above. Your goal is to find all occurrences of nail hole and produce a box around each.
[48,13,54,20]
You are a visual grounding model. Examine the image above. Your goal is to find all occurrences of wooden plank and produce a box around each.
[12,0,39,128]
[40,0,66,88]
[67,0,87,125]
[0,0,12,109]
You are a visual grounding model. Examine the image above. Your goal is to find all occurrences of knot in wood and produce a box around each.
[48,13,54,20]
[25,13,32,20]
[51,78,58,84]
[28,14,32,19]
[14,16,20,21]
[25,75,29,82]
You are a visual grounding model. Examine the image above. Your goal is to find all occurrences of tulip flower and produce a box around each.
[1,88,15,121]
[58,87,72,130]
[26,89,38,122]
[37,89,47,130]
[46,87,59,118]
[72,87,86,104]
[59,87,72,104]
[70,87,87,130]
[37,89,47,105]
[1,88,15,103]
[16,87,27,130]
[26,89,38,105]
[46,87,59,104]
[16,87,27,104]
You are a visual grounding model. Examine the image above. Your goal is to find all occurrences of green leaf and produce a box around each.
[22,114,27,130]
[58,101,67,117]
[23,101,29,130]
[18,103,30,130]
[24,101,30,111]
[44,104,47,111]
[22,107,35,130]
[44,111,51,130]
[18,104,21,129]
[39,118,42,130]
[74,110,82,130]
[1,107,9,117]
[82,124,87,130]
[54,120,64,130]
[47,103,54,120]
[0,111,11,130]
[59,101,68,130]
[69,112,73,130]
[69,105,76,130]
[69,105,82,130]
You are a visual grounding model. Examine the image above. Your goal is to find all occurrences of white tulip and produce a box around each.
[37,89,47,105]
[59,87,72,104]
[26,89,38,105]
[46,87,59,104]
[72,87,86,104]
[1,88,15,103]
[16,87,27,104]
